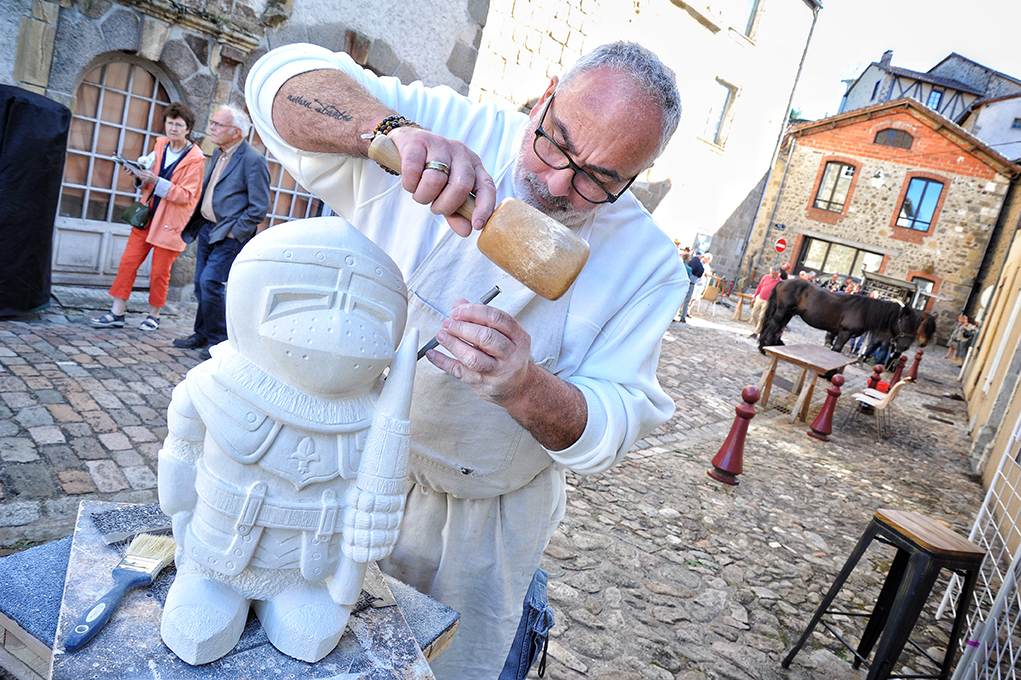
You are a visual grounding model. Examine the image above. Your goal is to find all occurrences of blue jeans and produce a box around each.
[193,222,243,345]
[499,568,554,680]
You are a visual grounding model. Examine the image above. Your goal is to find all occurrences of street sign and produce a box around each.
[773,223,786,231]
[775,238,787,253]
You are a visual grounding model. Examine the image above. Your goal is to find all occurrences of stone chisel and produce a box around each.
[417,285,501,360]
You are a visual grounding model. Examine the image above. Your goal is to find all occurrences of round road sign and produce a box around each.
[775,238,787,253]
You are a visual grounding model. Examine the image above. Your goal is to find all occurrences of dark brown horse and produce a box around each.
[758,278,937,356]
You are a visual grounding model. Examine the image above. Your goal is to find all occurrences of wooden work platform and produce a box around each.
[0,501,459,680]
[758,344,858,423]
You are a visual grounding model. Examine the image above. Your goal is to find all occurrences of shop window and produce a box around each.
[813,162,856,212]
[909,276,935,310]
[799,237,882,279]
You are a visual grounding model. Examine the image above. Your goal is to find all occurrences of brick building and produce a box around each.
[743,98,1019,338]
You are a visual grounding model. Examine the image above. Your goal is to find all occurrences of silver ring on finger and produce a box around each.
[424,161,451,176]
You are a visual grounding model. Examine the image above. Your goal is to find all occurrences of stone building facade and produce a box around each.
[4,0,485,299]
[5,0,823,300]
[744,99,1018,338]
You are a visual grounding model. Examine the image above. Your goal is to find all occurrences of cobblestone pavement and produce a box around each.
[0,292,982,680]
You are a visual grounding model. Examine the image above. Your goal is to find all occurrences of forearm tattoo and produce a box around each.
[286,93,353,122]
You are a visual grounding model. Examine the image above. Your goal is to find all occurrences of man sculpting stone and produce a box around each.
[246,41,685,680]
[157,218,419,664]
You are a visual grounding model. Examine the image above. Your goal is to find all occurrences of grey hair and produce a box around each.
[219,105,252,137]
[558,41,681,163]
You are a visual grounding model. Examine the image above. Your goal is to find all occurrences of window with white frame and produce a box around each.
[61,60,172,224]
[926,89,944,110]
[813,162,856,212]
[909,276,935,310]
[248,129,324,231]
[703,79,736,147]
[799,237,883,279]
[740,0,762,38]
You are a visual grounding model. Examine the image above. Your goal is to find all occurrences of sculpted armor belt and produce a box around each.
[187,462,341,578]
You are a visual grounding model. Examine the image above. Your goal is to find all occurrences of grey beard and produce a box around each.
[512,167,592,227]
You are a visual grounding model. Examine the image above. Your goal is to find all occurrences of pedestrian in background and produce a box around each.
[675,249,693,322]
[944,314,967,361]
[90,102,204,331]
[688,252,713,317]
[748,266,780,339]
[173,106,271,360]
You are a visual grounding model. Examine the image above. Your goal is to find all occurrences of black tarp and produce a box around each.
[0,85,71,316]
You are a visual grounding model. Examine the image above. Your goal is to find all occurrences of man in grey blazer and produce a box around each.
[175,106,270,359]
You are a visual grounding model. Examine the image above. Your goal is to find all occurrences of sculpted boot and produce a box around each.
[160,572,250,665]
[251,582,351,662]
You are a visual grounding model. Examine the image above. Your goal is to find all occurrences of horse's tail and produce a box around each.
[758,282,785,353]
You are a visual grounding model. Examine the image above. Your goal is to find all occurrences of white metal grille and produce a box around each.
[939,418,1021,680]
[248,130,324,230]
[60,61,171,224]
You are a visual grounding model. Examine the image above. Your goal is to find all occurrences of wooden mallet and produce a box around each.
[368,134,589,300]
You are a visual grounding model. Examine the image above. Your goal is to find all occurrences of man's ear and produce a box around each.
[530,77,559,120]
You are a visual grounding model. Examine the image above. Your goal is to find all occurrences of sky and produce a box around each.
[791,0,1021,121]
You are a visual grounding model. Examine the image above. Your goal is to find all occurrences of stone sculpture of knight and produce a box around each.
[157,217,418,664]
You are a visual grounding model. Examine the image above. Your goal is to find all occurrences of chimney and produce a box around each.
[880,50,893,66]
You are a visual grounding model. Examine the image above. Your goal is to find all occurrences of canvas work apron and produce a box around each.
[403,225,573,498]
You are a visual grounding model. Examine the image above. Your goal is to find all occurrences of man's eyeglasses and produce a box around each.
[209,121,237,130]
[532,94,638,204]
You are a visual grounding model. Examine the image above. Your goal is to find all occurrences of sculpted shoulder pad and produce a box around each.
[168,380,205,442]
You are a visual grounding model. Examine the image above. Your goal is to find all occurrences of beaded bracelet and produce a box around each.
[363,115,420,175]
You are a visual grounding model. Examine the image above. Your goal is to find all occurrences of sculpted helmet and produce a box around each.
[225,216,408,396]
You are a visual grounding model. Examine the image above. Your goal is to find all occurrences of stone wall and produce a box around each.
[745,108,1012,339]
[930,56,1021,99]
[840,65,888,115]
[469,0,593,110]
[4,0,489,299]
[2,0,37,86]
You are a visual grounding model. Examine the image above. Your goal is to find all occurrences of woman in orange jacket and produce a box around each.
[91,102,205,331]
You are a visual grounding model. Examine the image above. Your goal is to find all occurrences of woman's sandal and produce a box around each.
[138,315,160,332]
[90,312,125,328]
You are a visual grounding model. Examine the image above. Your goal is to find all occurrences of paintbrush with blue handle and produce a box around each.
[64,533,177,652]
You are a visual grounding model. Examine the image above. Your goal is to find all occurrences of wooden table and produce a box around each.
[757,344,858,423]
[731,292,755,322]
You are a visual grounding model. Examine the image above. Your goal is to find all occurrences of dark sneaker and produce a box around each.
[173,334,206,349]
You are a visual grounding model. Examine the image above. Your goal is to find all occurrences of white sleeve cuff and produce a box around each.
[154,177,171,198]
[544,382,615,475]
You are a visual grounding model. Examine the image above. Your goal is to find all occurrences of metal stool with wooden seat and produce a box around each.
[782,508,985,680]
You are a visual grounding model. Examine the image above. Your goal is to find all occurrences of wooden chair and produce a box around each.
[843,379,911,438]
[695,284,720,319]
